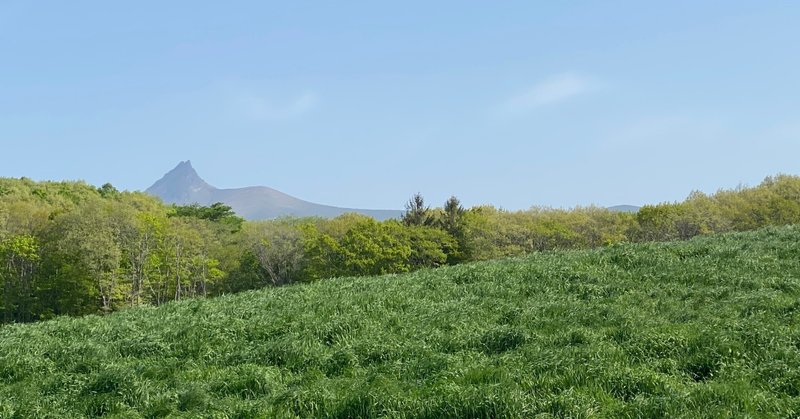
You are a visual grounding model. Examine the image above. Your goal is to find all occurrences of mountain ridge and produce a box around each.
[146,161,639,220]
[145,161,402,220]
[607,204,640,213]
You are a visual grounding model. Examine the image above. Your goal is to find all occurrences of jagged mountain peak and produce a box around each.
[175,159,193,171]
[145,160,215,205]
[166,160,201,181]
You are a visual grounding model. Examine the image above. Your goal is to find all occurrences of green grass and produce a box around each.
[2,226,800,418]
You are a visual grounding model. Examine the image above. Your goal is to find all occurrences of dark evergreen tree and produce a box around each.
[402,193,431,226]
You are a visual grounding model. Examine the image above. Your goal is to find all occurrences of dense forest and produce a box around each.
[1,174,799,324]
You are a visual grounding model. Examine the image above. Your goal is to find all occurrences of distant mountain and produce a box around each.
[146,161,402,221]
[607,205,640,213]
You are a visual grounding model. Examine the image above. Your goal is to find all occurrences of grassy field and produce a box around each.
[1,226,800,417]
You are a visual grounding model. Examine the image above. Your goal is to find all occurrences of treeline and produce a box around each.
[1,174,800,323]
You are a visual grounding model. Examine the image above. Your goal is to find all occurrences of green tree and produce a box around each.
[404,225,455,269]
[302,217,414,279]
[437,196,468,263]
[97,183,119,198]
[241,220,305,286]
[301,223,344,280]
[338,219,411,276]
[402,193,431,226]
[49,200,128,313]
[171,202,244,232]
[0,234,40,322]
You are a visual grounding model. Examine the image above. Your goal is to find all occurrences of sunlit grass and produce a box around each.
[1,226,799,417]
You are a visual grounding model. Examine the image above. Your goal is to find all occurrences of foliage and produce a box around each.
[237,219,306,287]
[0,179,238,322]
[1,226,800,416]
[402,192,432,226]
[170,202,244,232]
[2,174,800,324]
[302,217,415,279]
[634,174,800,241]
[0,234,40,322]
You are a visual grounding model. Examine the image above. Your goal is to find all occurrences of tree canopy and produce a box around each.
[2,174,800,324]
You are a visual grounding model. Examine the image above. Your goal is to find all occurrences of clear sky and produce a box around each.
[2,1,799,210]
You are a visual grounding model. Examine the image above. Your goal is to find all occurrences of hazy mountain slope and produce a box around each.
[608,204,640,213]
[145,161,402,220]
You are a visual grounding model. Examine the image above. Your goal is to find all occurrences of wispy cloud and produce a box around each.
[494,73,594,117]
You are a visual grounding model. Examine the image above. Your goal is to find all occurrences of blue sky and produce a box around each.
[2,1,799,210]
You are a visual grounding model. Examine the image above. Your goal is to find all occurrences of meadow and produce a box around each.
[1,225,799,417]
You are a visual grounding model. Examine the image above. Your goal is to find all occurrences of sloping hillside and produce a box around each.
[146,161,402,220]
[1,226,799,417]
